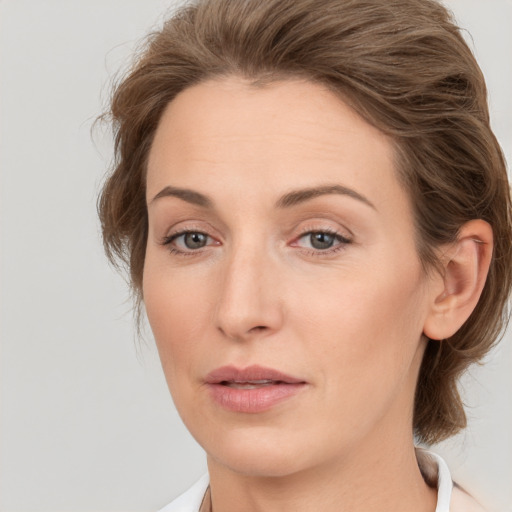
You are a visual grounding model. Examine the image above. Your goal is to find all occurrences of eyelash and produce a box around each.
[160,228,352,257]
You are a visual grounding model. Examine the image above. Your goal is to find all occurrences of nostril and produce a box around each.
[250,325,268,332]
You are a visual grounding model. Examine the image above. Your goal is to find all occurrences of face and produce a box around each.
[144,77,435,478]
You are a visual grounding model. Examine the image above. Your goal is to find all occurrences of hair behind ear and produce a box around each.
[415,220,495,444]
[414,339,467,444]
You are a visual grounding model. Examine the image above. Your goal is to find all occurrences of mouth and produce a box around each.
[221,379,280,389]
[205,365,307,413]
[206,364,305,385]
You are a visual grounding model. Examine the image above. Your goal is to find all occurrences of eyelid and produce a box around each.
[159,219,221,243]
[290,219,352,240]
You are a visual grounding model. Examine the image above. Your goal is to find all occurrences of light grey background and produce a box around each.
[0,1,510,511]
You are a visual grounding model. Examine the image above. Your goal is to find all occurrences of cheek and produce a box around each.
[142,258,212,383]
[293,258,427,396]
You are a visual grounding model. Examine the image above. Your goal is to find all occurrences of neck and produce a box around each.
[207,435,437,512]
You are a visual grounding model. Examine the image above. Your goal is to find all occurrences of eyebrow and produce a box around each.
[151,186,213,208]
[276,184,376,210]
[150,184,375,210]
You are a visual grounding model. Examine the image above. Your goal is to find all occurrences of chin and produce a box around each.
[210,446,307,478]
[199,423,317,478]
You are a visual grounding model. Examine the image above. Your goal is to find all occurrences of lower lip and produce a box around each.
[207,382,306,413]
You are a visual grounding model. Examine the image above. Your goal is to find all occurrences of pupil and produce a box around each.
[310,232,334,250]
[185,232,207,249]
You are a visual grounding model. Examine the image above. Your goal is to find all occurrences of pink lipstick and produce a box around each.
[205,365,306,413]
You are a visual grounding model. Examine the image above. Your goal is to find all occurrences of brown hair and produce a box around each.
[98,0,512,444]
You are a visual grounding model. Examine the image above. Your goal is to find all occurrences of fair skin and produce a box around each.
[143,77,492,512]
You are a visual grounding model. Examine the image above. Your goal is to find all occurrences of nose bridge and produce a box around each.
[214,234,282,340]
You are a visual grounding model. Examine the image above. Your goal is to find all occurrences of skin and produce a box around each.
[143,77,491,512]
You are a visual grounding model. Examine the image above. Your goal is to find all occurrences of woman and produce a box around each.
[98,0,512,510]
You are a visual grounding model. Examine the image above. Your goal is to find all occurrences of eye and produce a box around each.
[162,230,217,253]
[307,232,338,250]
[179,232,209,249]
[293,230,351,252]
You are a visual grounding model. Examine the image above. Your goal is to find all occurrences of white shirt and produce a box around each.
[158,449,485,512]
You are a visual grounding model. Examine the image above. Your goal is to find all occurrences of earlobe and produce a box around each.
[423,220,493,341]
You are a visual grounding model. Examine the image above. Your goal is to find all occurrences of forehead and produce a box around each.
[146,77,407,216]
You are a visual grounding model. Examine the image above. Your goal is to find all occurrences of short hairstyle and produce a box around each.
[98,0,512,444]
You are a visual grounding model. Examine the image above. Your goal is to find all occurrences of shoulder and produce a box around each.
[450,483,488,512]
[157,474,210,512]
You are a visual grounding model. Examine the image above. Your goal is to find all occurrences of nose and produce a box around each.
[214,242,284,341]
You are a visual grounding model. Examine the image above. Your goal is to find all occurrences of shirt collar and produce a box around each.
[416,447,453,512]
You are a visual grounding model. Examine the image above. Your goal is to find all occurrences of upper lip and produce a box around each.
[205,365,305,384]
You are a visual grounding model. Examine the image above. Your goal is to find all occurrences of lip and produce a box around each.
[205,365,307,413]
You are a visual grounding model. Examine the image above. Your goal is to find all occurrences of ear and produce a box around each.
[423,219,493,341]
